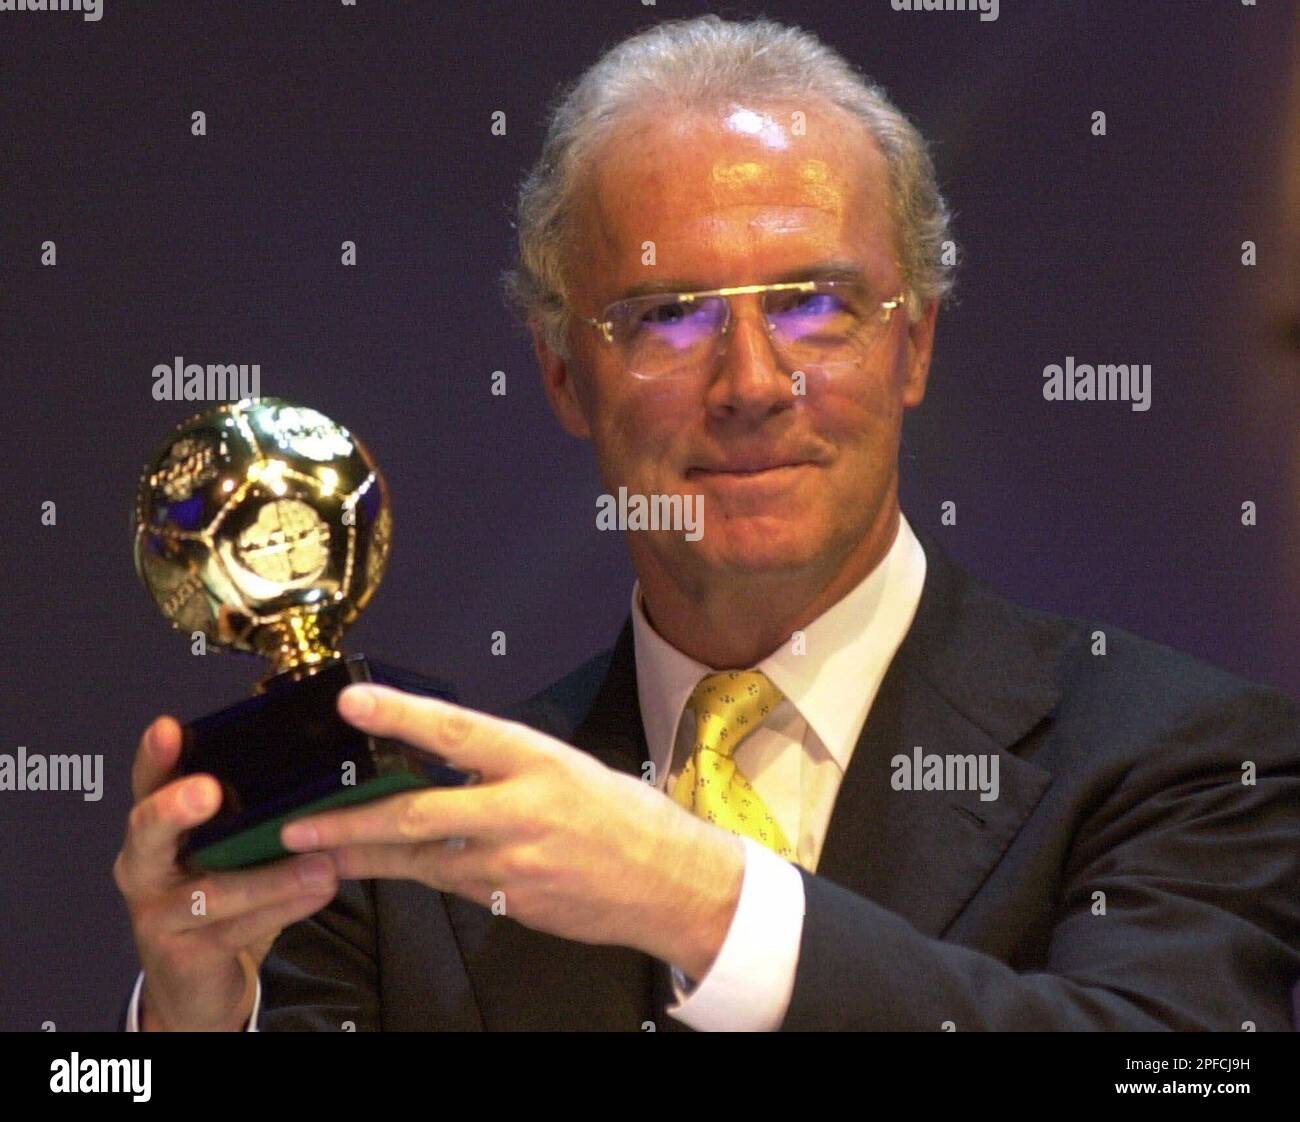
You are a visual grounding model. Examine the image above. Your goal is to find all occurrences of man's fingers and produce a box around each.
[199,887,340,955]
[153,854,339,937]
[336,684,533,776]
[116,773,223,892]
[281,785,494,852]
[326,840,483,884]
[131,716,183,804]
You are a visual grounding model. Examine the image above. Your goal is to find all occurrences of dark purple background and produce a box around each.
[0,1,1296,1031]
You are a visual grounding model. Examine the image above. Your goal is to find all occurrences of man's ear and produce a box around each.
[533,320,592,439]
[901,297,939,409]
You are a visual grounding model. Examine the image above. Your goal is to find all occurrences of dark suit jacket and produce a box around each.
[128,526,1300,1030]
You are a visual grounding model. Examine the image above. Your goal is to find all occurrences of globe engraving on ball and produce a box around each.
[134,398,391,675]
[233,498,332,586]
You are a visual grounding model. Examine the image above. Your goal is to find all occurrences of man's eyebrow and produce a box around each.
[610,261,869,302]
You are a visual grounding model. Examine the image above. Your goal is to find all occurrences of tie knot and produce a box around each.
[687,670,783,760]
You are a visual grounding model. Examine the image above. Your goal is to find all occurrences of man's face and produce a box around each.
[537,100,937,592]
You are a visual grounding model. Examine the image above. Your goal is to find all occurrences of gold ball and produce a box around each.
[134,398,391,669]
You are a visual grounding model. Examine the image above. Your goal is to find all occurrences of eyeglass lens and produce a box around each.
[615,286,887,378]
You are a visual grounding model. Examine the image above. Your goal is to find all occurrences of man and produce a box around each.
[116,14,1300,1031]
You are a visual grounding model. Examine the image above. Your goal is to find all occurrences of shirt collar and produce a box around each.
[631,511,927,783]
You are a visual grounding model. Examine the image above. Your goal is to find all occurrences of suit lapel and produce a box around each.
[815,527,1059,937]
[440,623,657,1030]
[442,525,1064,1026]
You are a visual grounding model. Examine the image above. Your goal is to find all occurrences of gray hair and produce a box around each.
[501,13,956,361]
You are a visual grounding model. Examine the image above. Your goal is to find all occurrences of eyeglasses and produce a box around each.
[576,280,906,381]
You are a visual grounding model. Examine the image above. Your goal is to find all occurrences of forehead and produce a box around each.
[572,100,898,297]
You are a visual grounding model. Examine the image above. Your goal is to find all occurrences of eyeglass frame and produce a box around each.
[574,280,907,368]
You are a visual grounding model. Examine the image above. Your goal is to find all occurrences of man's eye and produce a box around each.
[642,301,692,326]
[776,293,847,316]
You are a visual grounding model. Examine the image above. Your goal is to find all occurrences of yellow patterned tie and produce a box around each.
[671,670,796,862]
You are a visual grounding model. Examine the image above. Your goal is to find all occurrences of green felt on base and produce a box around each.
[187,771,429,871]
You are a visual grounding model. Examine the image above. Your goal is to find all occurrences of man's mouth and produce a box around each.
[684,461,818,492]
[687,459,815,477]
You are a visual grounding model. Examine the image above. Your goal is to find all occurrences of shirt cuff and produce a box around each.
[126,969,261,1032]
[665,836,806,1031]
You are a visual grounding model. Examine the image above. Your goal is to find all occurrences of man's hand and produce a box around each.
[280,683,745,979]
[113,716,341,1031]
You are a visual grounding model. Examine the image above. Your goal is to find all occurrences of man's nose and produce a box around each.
[706,295,792,415]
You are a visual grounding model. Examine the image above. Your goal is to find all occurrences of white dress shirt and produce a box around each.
[635,511,926,1030]
[128,513,926,1032]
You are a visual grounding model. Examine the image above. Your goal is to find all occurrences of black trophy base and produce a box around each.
[176,655,472,871]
